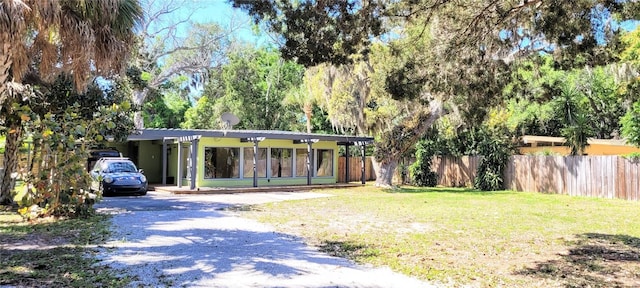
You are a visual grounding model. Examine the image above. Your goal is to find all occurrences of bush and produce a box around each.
[623,152,640,161]
[474,132,514,191]
[410,140,438,187]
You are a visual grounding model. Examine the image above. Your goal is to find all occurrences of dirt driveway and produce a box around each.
[95,191,435,288]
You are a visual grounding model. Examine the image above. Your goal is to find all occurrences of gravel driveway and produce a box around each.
[94,191,435,288]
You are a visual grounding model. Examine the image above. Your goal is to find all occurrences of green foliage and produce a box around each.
[232,0,385,67]
[623,152,640,160]
[621,26,640,64]
[561,113,595,156]
[505,98,562,136]
[409,140,438,187]
[385,59,426,101]
[184,48,304,131]
[15,76,134,218]
[621,100,640,147]
[143,90,190,128]
[473,130,514,191]
[553,85,595,155]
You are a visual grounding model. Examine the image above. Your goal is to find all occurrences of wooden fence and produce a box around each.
[338,156,376,183]
[430,155,640,201]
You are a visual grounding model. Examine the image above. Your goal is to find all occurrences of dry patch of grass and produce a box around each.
[235,186,640,287]
[0,208,130,287]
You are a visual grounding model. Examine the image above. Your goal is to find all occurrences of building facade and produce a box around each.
[110,129,373,189]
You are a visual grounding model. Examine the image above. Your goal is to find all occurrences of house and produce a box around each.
[108,128,373,190]
[519,135,640,155]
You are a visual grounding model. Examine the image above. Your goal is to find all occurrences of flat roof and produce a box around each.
[522,135,631,147]
[128,128,374,145]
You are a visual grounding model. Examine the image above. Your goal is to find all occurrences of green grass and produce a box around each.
[237,186,640,287]
[0,208,131,287]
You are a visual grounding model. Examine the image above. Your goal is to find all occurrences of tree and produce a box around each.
[235,0,640,186]
[16,76,134,217]
[183,47,304,130]
[282,68,319,133]
[131,0,242,128]
[142,75,191,128]
[621,101,640,147]
[232,0,385,67]
[0,0,142,204]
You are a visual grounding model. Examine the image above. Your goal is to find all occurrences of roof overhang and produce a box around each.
[128,128,374,145]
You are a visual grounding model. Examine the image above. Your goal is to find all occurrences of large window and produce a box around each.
[271,148,293,177]
[316,149,333,177]
[204,147,240,179]
[296,148,308,177]
[243,147,267,178]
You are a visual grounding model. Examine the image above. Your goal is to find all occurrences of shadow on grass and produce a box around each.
[0,213,126,287]
[517,233,640,288]
[0,247,131,287]
[390,186,519,196]
[318,240,379,263]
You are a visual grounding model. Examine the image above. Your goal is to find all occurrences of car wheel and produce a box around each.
[100,183,112,197]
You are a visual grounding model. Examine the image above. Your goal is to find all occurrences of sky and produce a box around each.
[168,0,271,46]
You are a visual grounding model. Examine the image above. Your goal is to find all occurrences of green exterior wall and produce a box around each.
[120,137,341,188]
[194,138,339,188]
[137,141,163,183]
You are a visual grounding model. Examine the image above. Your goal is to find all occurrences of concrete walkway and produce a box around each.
[95,191,435,288]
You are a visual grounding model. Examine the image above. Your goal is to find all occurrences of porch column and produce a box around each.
[162,139,167,185]
[190,137,199,190]
[177,140,182,188]
[361,143,366,184]
[307,141,313,185]
[344,143,350,183]
[253,139,259,187]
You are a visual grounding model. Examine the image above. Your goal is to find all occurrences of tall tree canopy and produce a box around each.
[183,47,304,130]
[0,0,143,204]
[131,0,242,128]
[234,0,640,186]
[232,0,385,67]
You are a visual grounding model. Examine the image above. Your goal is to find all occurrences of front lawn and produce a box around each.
[0,208,130,287]
[236,186,640,287]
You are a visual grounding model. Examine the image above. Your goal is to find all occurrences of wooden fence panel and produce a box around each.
[430,155,640,201]
[338,156,376,183]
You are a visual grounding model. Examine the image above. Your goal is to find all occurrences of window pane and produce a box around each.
[271,148,293,177]
[204,147,239,179]
[296,149,308,177]
[244,147,267,178]
[316,149,333,177]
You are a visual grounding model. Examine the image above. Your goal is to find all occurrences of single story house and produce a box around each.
[519,135,640,155]
[108,128,374,190]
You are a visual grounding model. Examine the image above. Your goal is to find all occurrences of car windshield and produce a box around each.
[105,162,138,173]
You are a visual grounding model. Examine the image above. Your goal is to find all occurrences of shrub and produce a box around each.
[474,132,514,191]
[410,140,438,187]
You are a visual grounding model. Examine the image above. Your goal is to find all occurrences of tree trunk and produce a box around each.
[133,89,148,129]
[0,41,12,105]
[370,100,445,188]
[303,102,313,133]
[0,118,22,205]
[371,157,398,188]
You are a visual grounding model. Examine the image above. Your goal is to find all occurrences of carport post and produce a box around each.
[190,137,199,190]
[361,143,366,184]
[177,139,182,188]
[253,139,258,187]
[344,143,350,183]
[162,139,167,185]
[307,141,313,185]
